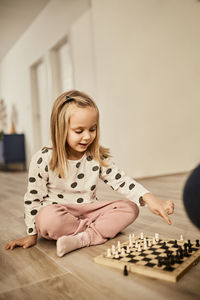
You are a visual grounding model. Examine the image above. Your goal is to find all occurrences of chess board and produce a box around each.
[94,234,200,282]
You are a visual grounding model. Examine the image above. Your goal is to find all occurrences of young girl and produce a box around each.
[5,90,174,257]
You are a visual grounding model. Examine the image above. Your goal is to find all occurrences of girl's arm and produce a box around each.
[24,149,49,235]
[100,157,174,224]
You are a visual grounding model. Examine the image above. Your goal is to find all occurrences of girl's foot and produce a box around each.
[56,232,89,257]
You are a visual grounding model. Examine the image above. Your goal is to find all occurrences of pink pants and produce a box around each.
[35,200,139,246]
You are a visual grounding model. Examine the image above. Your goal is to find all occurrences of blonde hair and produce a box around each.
[49,90,111,178]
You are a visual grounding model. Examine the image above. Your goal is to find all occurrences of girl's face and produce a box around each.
[67,106,98,159]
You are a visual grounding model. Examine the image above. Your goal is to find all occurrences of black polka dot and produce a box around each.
[33,199,40,202]
[91,185,96,191]
[37,157,43,164]
[30,190,38,194]
[57,194,64,198]
[129,183,135,190]
[77,198,84,203]
[38,173,42,179]
[28,228,33,233]
[58,174,62,178]
[76,162,81,168]
[52,202,58,204]
[71,182,77,188]
[139,196,145,206]
[115,173,121,180]
[77,173,84,179]
[25,200,32,205]
[87,155,93,161]
[120,182,125,188]
[31,209,38,215]
[106,168,112,174]
[29,177,36,183]
[45,165,48,172]
[104,180,108,184]
[92,166,99,171]
[42,149,48,154]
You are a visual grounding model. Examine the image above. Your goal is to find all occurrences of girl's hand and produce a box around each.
[5,234,38,250]
[142,193,174,225]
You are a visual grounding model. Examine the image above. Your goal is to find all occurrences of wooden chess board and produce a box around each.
[94,234,200,282]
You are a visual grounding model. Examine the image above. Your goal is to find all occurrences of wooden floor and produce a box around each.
[0,170,200,300]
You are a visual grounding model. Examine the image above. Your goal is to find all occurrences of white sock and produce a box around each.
[56,232,89,257]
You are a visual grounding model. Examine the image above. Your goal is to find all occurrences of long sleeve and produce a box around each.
[24,150,49,235]
[100,157,149,206]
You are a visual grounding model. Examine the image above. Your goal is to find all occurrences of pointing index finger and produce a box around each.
[161,209,172,225]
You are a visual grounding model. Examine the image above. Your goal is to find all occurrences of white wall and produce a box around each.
[1,0,200,178]
[91,0,200,177]
[0,0,93,165]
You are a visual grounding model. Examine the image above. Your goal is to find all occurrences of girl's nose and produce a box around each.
[83,131,90,140]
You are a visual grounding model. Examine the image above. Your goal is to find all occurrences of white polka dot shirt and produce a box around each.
[24,148,149,235]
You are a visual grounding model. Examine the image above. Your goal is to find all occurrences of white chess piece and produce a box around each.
[112,245,116,255]
[117,241,121,252]
[129,240,133,247]
[180,234,184,242]
[121,248,125,256]
[155,233,159,242]
[152,237,156,245]
[140,232,144,240]
[126,246,130,253]
[107,248,111,257]
[115,251,119,259]
[132,233,135,242]
[143,243,148,250]
[129,234,132,243]
[137,244,142,252]
[148,240,151,247]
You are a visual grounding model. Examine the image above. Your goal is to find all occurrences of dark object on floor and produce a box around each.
[183,165,200,229]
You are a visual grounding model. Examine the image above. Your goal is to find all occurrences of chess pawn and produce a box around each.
[107,248,111,257]
[143,243,148,250]
[143,237,147,244]
[121,248,125,256]
[152,237,156,245]
[135,241,138,248]
[126,246,130,253]
[148,240,152,247]
[115,251,119,259]
[132,233,135,242]
[137,244,142,252]
[180,235,184,242]
[140,232,144,240]
[155,233,159,242]
[129,240,133,248]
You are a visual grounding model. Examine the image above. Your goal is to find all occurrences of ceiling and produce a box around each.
[0,0,50,61]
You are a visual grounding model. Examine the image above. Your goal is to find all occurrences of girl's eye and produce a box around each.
[90,128,96,132]
[75,131,82,134]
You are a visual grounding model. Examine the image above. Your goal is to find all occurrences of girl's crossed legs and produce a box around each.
[35,200,139,257]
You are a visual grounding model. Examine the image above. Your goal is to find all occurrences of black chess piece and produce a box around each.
[157,257,162,267]
[178,246,183,259]
[196,240,199,247]
[123,265,128,276]
[174,240,178,248]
